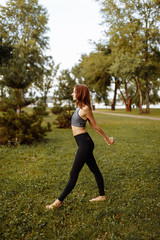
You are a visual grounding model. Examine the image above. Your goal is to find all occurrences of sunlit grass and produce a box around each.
[0,112,160,239]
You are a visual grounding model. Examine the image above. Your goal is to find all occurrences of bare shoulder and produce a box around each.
[81,105,94,120]
[82,105,91,113]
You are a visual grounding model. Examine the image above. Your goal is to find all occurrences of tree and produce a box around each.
[95,43,119,110]
[0,43,12,67]
[149,78,160,104]
[0,40,13,110]
[54,69,76,112]
[72,52,111,106]
[96,0,160,113]
[92,43,119,110]
[0,0,50,116]
[34,59,59,106]
[109,49,140,111]
[51,70,76,129]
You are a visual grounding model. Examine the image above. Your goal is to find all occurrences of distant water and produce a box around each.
[29,102,160,109]
[94,103,160,109]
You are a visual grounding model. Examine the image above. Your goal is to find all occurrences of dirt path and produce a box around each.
[94,110,160,121]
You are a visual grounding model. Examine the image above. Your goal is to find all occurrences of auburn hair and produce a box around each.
[74,84,91,109]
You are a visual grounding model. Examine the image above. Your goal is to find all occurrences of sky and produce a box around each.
[39,0,104,70]
[1,0,104,70]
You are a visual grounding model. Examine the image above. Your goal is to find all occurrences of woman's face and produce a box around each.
[72,87,77,100]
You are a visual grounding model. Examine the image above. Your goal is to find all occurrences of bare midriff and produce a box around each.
[71,126,87,136]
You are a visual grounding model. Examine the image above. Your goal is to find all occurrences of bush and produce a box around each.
[51,105,64,115]
[33,101,49,116]
[0,101,17,112]
[0,102,6,112]
[0,109,51,145]
[51,105,75,115]
[53,111,73,128]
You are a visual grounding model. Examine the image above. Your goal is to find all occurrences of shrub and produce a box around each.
[63,105,75,111]
[53,111,73,128]
[51,105,64,115]
[51,105,75,115]
[0,109,51,145]
[33,101,49,116]
[0,102,6,112]
[0,100,17,112]
[46,122,52,132]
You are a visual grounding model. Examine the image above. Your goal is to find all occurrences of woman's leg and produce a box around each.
[86,153,105,197]
[46,133,105,208]
[46,146,86,208]
[58,146,87,202]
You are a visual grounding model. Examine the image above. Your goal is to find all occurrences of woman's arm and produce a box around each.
[85,107,114,145]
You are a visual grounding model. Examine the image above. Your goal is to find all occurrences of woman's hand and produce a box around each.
[106,137,114,145]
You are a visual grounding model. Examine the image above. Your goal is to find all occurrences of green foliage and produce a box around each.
[0,0,50,113]
[53,69,76,109]
[0,100,16,112]
[0,109,50,145]
[0,89,35,113]
[51,104,64,115]
[73,52,111,104]
[53,111,73,128]
[0,113,159,239]
[0,44,12,66]
[1,0,49,51]
[33,100,49,116]
[51,105,75,115]
[51,70,75,129]
[97,0,160,112]
[1,52,34,89]
[34,60,59,106]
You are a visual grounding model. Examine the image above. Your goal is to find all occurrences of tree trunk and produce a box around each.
[126,99,131,111]
[111,79,118,110]
[17,105,21,117]
[119,78,138,112]
[17,89,23,117]
[144,18,150,114]
[136,77,143,114]
[145,78,150,114]
[0,86,4,105]
[124,80,132,111]
[44,94,47,107]
[119,90,132,111]
[119,81,130,111]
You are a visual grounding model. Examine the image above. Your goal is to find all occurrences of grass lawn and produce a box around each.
[96,108,160,117]
[0,111,160,240]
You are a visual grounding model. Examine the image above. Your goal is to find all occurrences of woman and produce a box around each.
[46,84,114,209]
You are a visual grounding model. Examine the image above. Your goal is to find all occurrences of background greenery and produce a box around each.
[0,111,160,240]
[1,0,160,116]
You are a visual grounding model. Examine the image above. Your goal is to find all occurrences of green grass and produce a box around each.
[96,108,160,117]
[0,112,160,240]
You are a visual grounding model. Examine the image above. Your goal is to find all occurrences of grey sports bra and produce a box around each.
[71,108,87,127]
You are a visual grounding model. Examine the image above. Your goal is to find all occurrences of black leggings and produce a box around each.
[58,133,105,202]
